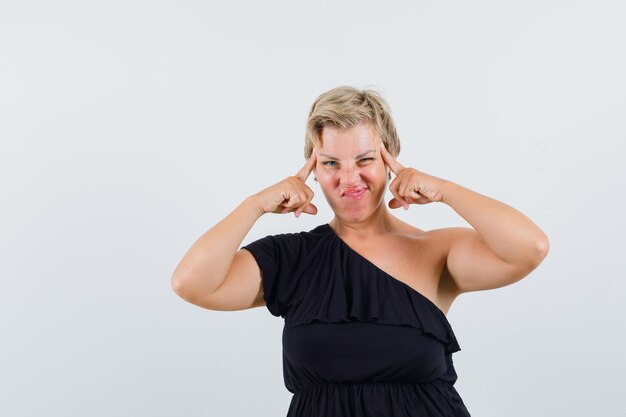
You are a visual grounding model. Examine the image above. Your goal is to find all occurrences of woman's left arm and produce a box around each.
[439,180,550,294]
[379,142,549,295]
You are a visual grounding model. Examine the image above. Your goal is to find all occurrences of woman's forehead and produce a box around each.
[319,123,380,155]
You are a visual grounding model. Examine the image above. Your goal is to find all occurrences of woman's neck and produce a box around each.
[329,204,398,241]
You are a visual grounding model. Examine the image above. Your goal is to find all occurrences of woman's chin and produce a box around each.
[336,204,371,221]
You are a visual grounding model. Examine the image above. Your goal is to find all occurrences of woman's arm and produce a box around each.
[439,180,550,294]
[171,151,318,306]
[442,181,549,266]
[171,196,264,298]
[378,142,549,294]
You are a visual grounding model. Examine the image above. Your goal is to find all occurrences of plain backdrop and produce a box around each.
[1,1,625,416]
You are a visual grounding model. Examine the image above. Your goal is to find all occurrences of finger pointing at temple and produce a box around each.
[296,148,317,182]
[379,142,404,175]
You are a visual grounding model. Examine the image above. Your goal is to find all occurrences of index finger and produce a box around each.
[379,142,404,175]
[295,148,317,181]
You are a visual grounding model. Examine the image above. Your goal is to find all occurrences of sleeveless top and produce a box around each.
[242,223,471,417]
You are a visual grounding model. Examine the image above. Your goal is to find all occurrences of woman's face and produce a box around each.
[314,121,389,222]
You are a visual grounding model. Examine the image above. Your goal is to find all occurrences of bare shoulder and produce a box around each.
[348,219,468,316]
[392,220,450,251]
[385,220,446,264]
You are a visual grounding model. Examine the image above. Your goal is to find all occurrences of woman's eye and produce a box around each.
[322,159,373,167]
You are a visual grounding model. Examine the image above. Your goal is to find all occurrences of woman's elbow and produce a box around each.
[533,234,550,265]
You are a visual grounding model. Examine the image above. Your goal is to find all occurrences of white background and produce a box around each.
[1,1,624,416]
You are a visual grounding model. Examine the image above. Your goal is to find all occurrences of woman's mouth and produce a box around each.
[342,187,367,200]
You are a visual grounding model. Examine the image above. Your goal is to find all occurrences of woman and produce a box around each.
[171,86,550,417]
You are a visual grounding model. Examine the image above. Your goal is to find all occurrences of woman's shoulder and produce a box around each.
[415,225,473,251]
[394,216,465,240]
[390,220,451,256]
[392,218,440,241]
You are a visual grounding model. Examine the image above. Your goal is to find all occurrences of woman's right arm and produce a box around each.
[171,196,265,308]
[171,150,317,311]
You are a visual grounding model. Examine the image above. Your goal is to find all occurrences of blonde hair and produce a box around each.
[304,85,401,160]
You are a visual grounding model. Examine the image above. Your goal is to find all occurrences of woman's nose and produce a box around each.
[339,164,361,185]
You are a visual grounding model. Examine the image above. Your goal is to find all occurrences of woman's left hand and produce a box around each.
[379,142,448,209]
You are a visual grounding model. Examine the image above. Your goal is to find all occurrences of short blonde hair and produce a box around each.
[304,85,401,160]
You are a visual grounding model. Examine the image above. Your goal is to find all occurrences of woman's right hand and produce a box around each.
[252,149,318,218]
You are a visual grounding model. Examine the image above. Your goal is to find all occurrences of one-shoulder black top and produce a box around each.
[242,223,471,417]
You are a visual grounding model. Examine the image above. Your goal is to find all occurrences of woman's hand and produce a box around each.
[379,143,447,209]
[252,149,318,218]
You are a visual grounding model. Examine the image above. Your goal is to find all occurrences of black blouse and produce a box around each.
[242,223,471,417]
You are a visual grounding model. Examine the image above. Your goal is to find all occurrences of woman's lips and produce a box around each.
[342,187,367,199]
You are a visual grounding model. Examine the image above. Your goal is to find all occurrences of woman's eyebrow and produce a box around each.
[319,150,376,159]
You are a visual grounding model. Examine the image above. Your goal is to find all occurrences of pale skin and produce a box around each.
[171,120,549,316]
